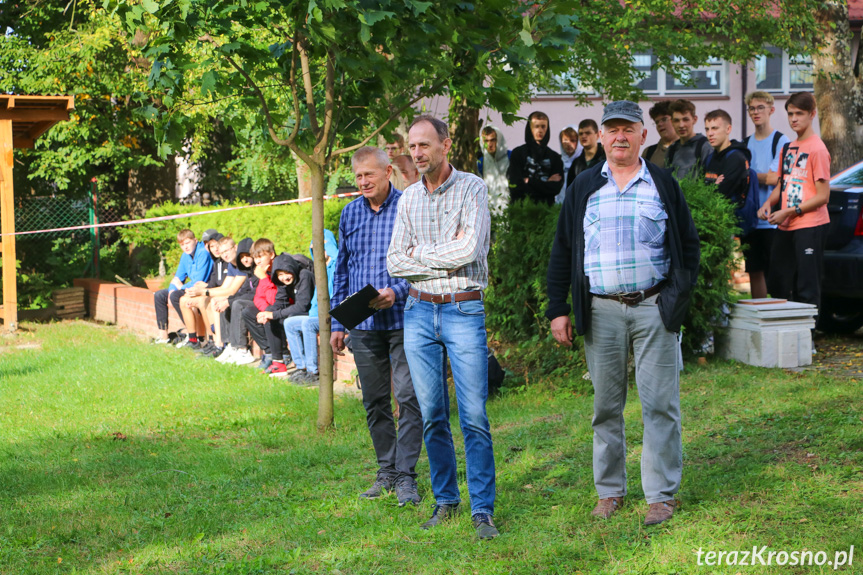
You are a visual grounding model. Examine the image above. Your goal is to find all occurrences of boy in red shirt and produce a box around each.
[757,92,831,321]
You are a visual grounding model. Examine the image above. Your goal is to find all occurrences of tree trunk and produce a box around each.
[295,151,313,199]
[309,161,335,431]
[447,96,480,173]
[127,154,177,217]
[813,1,863,173]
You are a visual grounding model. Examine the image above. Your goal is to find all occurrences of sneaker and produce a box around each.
[174,334,189,348]
[395,476,421,507]
[267,362,289,378]
[152,337,170,345]
[196,341,216,355]
[288,369,308,383]
[202,345,224,358]
[644,500,676,526]
[231,349,257,365]
[182,339,202,350]
[421,503,459,530]
[472,513,500,540]
[215,345,235,363]
[257,354,273,371]
[299,371,320,386]
[359,475,393,499]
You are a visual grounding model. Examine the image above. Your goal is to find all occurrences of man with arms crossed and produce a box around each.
[387,115,498,540]
[331,147,423,507]
[547,101,700,526]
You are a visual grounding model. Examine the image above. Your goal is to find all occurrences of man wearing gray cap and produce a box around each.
[545,101,701,526]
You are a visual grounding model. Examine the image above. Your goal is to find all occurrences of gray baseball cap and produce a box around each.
[201,229,220,243]
[601,100,644,125]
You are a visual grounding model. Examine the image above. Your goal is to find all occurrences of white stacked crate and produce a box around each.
[715,299,817,368]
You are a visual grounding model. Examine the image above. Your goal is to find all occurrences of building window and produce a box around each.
[755,47,814,93]
[633,52,726,95]
[533,72,595,96]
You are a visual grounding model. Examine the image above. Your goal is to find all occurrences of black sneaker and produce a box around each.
[472,513,499,540]
[257,354,273,371]
[183,340,202,350]
[196,342,216,354]
[395,476,421,507]
[301,371,320,386]
[288,369,307,383]
[359,475,393,499]
[421,503,459,530]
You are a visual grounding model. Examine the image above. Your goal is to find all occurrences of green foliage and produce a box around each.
[0,0,161,195]
[486,201,586,387]
[679,176,740,357]
[119,199,351,277]
[486,200,560,339]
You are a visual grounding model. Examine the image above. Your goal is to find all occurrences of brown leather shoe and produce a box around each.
[591,497,624,518]
[644,500,676,525]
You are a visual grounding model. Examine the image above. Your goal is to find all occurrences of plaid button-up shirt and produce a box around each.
[584,159,670,294]
[387,165,490,294]
[331,186,409,332]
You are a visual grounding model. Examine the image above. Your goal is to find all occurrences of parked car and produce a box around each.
[820,161,863,333]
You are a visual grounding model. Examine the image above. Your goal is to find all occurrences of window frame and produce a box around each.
[754,48,815,94]
[633,52,728,96]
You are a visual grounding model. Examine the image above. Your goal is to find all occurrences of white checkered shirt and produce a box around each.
[584,159,670,294]
[387,165,490,293]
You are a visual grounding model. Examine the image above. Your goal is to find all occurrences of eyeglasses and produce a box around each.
[748,105,768,113]
[653,117,671,126]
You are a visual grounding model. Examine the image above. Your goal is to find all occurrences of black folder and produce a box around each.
[329,284,380,330]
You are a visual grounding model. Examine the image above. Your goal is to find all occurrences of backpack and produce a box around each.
[743,131,784,158]
[705,149,761,236]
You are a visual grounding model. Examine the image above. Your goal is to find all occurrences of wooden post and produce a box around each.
[0,118,16,332]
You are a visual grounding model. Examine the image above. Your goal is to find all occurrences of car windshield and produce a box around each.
[831,161,863,186]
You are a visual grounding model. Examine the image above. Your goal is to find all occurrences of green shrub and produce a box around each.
[678,176,740,356]
[119,198,351,277]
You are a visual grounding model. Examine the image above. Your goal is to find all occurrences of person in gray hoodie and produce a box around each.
[478,125,510,216]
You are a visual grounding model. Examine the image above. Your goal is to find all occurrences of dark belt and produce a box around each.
[409,287,483,304]
[593,281,666,306]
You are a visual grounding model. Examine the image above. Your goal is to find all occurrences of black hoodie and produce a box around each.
[229,237,255,302]
[268,253,315,321]
[206,233,229,288]
[704,141,752,206]
[507,112,564,205]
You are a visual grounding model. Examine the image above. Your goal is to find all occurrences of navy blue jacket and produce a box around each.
[546,161,701,335]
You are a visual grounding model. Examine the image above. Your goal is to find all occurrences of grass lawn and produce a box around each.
[1,321,861,574]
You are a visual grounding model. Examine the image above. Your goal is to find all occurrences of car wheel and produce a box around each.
[817,297,863,334]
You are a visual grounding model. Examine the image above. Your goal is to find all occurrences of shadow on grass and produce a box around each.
[0,364,45,379]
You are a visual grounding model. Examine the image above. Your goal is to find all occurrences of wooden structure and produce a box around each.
[1,95,74,332]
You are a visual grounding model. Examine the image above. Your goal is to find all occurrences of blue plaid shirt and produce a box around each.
[331,186,409,332]
[584,159,670,294]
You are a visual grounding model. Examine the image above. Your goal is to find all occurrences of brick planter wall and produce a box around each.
[72,278,357,383]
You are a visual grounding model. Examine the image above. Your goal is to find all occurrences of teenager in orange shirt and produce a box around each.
[757,92,830,318]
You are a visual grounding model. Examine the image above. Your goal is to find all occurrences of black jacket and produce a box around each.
[229,237,255,303]
[566,145,606,185]
[269,253,314,321]
[704,141,752,206]
[546,162,701,335]
[507,114,565,205]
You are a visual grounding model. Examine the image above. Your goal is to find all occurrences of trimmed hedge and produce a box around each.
[119,199,352,276]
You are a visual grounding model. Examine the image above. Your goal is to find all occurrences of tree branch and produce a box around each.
[298,36,320,136]
[329,78,449,158]
[316,49,336,158]
[198,33,293,148]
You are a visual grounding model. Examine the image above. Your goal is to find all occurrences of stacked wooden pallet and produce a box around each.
[53,287,86,319]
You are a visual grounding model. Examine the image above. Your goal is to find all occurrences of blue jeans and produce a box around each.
[403,295,495,516]
[283,315,320,374]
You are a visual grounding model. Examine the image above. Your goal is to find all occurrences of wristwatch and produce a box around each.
[794,206,803,216]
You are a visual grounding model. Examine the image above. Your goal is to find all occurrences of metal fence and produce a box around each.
[12,189,124,278]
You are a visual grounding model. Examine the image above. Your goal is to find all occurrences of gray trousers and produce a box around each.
[584,294,682,504]
[351,329,423,480]
[224,298,255,349]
